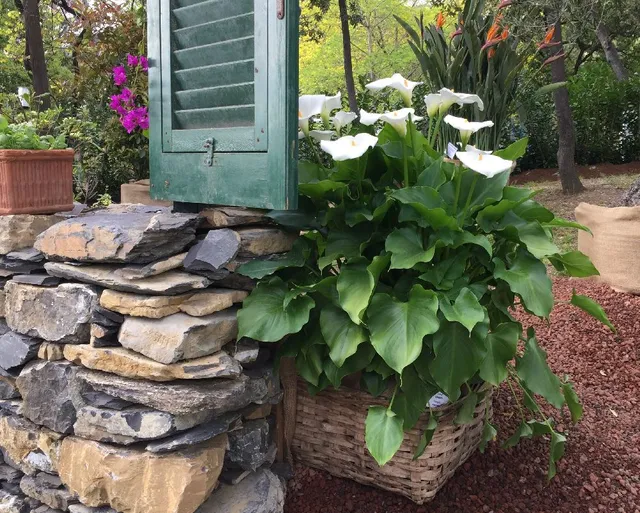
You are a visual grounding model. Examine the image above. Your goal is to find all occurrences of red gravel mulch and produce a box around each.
[511,161,640,185]
[285,278,640,513]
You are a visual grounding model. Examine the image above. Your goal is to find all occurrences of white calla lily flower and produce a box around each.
[456,151,513,178]
[331,111,357,133]
[366,73,423,106]
[320,133,378,161]
[465,144,493,155]
[320,92,342,126]
[444,114,494,145]
[298,95,326,136]
[424,93,442,117]
[359,109,383,126]
[309,130,335,142]
[439,88,485,113]
[380,108,423,137]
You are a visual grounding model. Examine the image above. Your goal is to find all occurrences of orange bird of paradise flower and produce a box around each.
[538,25,561,49]
[436,12,445,29]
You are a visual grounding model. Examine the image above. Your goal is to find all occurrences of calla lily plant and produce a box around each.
[238,82,613,475]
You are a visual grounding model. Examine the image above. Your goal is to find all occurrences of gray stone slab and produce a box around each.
[9,275,60,287]
[183,230,240,273]
[0,332,40,371]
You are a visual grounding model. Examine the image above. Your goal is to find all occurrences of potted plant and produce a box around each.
[235,79,614,504]
[0,115,73,215]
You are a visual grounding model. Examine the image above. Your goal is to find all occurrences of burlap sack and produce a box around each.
[575,202,640,294]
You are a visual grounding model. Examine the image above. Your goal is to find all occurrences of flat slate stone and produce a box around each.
[199,207,268,228]
[0,215,61,255]
[80,390,133,411]
[226,419,274,472]
[4,282,99,344]
[68,506,119,513]
[118,310,238,364]
[0,489,28,513]
[63,345,242,382]
[0,376,20,399]
[77,369,254,416]
[73,404,214,444]
[195,469,284,513]
[16,361,83,434]
[9,275,60,287]
[19,475,78,511]
[184,230,241,273]
[0,464,23,484]
[0,257,44,274]
[44,263,210,296]
[91,306,124,328]
[34,206,199,264]
[0,319,10,337]
[0,332,40,371]
[4,248,44,262]
[99,289,246,319]
[223,339,259,365]
[145,413,242,453]
[236,227,296,257]
[0,399,22,415]
[114,252,187,280]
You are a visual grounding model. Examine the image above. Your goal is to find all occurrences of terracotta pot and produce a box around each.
[0,149,74,215]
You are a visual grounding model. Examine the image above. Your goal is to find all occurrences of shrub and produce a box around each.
[236,81,613,473]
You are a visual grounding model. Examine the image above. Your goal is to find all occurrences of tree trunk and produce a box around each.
[22,0,50,110]
[595,22,628,81]
[549,20,583,194]
[338,0,358,113]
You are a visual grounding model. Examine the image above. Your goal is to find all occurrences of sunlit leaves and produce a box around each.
[570,290,615,332]
[365,406,405,466]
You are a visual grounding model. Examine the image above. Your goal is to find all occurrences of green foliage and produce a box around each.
[237,108,612,471]
[0,115,67,150]
[397,0,525,150]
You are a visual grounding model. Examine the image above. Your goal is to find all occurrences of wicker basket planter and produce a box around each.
[291,379,493,504]
[0,149,74,215]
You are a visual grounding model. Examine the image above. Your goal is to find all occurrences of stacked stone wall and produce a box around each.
[0,205,288,513]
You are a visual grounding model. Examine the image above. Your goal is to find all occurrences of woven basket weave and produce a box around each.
[291,380,493,504]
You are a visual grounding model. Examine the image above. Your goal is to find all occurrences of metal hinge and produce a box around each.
[203,138,215,166]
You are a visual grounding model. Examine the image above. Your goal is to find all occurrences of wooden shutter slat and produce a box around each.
[172,0,253,28]
[172,12,253,50]
[174,105,254,130]
[173,59,254,90]
[174,82,253,110]
[172,36,254,69]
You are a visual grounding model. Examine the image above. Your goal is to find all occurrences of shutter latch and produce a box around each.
[203,138,215,167]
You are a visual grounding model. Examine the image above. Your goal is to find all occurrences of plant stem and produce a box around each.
[452,165,462,212]
[461,174,479,224]
[305,134,324,169]
[427,117,434,144]
[506,376,526,422]
[403,139,410,188]
[387,383,399,412]
[429,112,444,150]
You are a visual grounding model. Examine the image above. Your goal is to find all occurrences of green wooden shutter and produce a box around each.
[148,0,299,210]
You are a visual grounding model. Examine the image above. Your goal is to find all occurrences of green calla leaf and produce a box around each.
[454,391,478,425]
[365,406,405,466]
[570,290,615,332]
[516,333,565,408]
[562,381,583,423]
[548,431,567,480]
[337,262,375,324]
[318,228,371,270]
[417,157,447,190]
[493,137,528,161]
[493,249,553,318]
[480,322,520,386]
[323,343,376,388]
[390,186,459,230]
[439,287,485,333]
[429,321,487,401]
[237,238,309,279]
[296,332,325,387]
[386,226,436,270]
[320,306,367,368]
[413,413,438,460]
[548,251,599,278]
[503,421,534,449]
[479,421,497,453]
[237,279,315,342]
[449,231,493,257]
[360,371,388,397]
[368,286,440,374]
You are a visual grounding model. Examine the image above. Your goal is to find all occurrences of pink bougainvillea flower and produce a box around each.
[121,110,138,133]
[120,88,134,104]
[113,65,127,86]
[139,56,149,72]
[134,106,150,130]
[127,54,139,67]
